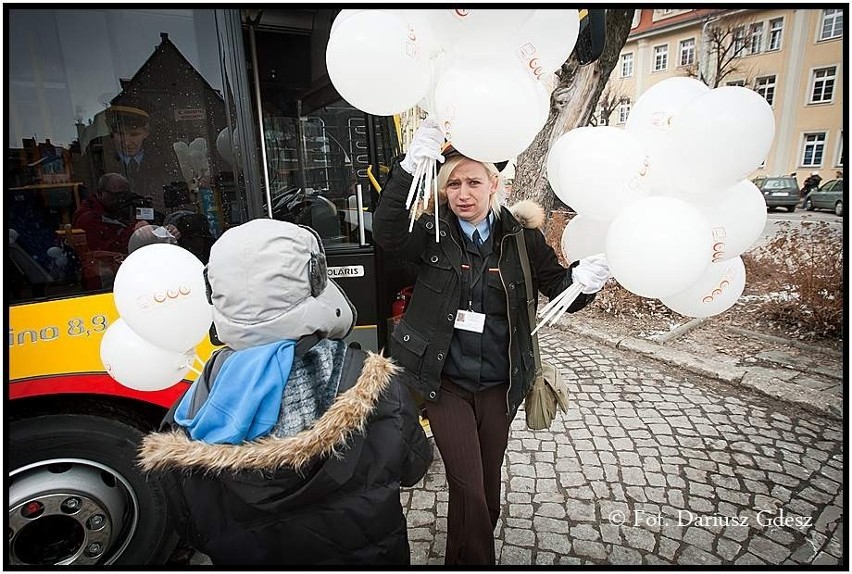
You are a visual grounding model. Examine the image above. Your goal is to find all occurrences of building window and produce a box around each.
[653,45,668,72]
[749,23,764,54]
[754,75,776,106]
[618,100,631,124]
[801,133,826,167]
[679,38,695,66]
[820,9,843,40]
[726,80,746,87]
[768,18,784,51]
[620,53,633,78]
[733,26,746,56]
[837,132,844,167]
[810,67,836,103]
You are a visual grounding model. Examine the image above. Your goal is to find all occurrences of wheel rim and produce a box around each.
[8,459,139,566]
[836,202,843,216]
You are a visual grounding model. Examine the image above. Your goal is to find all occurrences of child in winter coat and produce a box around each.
[138,219,433,565]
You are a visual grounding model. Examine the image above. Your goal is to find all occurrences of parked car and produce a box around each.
[752,176,799,212]
[803,179,844,216]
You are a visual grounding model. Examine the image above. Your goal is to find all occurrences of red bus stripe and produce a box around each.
[9,373,190,409]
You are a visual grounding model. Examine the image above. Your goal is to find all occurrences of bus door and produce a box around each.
[242,8,413,351]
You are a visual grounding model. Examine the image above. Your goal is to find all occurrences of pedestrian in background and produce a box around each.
[802,171,823,197]
[373,119,611,565]
[138,219,433,565]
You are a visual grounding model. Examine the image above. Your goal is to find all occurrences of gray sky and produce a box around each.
[8,8,222,148]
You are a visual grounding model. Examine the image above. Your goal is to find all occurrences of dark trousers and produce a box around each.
[427,378,511,565]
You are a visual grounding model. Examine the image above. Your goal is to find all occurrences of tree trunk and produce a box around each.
[512,9,635,222]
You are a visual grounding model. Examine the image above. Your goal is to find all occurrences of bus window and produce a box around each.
[247,10,401,249]
[7,9,255,305]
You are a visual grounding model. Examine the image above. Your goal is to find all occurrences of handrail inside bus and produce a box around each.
[366,165,382,193]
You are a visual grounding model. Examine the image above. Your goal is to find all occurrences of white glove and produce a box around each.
[572,254,611,294]
[400,118,445,175]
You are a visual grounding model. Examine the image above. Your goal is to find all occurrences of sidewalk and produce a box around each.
[555,314,844,421]
[402,324,844,566]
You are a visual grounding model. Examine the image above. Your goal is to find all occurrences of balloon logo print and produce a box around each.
[702,271,735,303]
[518,43,545,79]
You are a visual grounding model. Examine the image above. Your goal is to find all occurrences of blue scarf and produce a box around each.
[174,340,296,444]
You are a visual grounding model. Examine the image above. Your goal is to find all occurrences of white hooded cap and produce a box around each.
[205,219,356,350]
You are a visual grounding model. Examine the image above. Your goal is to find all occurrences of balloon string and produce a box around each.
[405,157,428,210]
[433,165,440,243]
[184,353,204,376]
[531,283,583,336]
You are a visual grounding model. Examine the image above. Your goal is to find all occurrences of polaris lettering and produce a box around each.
[327,266,365,278]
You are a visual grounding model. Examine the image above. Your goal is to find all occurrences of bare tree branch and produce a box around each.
[696,15,762,87]
[596,85,629,127]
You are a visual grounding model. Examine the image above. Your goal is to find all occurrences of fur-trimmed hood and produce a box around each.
[507,199,546,230]
[137,351,398,474]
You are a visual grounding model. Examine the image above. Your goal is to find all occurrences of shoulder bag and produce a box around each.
[516,230,570,430]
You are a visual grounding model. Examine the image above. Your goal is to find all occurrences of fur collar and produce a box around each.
[507,200,546,230]
[137,351,398,474]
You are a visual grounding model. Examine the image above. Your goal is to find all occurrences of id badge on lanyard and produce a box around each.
[454,309,486,333]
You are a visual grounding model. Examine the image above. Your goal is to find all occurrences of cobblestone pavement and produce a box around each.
[402,328,845,567]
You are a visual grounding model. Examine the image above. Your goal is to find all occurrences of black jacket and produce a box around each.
[373,162,594,417]
[138,344,433,565]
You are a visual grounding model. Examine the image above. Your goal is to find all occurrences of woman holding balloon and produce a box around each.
[373,120,611,565]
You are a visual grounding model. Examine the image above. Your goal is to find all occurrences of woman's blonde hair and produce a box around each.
[435,155,506,219]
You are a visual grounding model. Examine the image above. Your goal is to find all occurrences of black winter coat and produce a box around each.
[373,162,594,417]
[138,345,433,565]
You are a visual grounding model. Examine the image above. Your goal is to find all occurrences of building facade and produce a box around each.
[604,8,844,186]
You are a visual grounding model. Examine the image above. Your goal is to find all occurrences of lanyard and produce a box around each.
[459,221,490,311]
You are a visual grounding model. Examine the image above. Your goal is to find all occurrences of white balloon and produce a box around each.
[327,10,432,115]
[113,244,212,353]
[428,9,534,54]
[661,256,746,318]
[551,127,651,221]
[561,215,610,263]
[100,319,193,392]
[173,142,194,182]
[545,132,576,198]
[435,55,545,163]
[418,49,458,116]
[606,196,712,298]
[505,9,581,81]
[625,77,710,196]
[687,180,768,262]
[330,9,365,35]
[625,77,710,135]
[216,127,239,168]
[663,86,777,194]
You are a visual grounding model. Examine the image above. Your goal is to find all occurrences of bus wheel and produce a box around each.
[9,414,177,566]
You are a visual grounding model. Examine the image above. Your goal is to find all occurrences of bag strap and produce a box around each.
[515,229,543,376]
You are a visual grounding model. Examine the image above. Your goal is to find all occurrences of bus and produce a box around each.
[7,8,415,565]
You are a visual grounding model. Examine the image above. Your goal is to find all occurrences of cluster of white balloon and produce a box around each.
[99,244,213,392]
[173,138,211,183]
[326,9,581,163]
[549,77,775,321]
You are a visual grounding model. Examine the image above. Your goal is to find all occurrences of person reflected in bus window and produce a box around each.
[372,119,611,565]
[138,219,432,566]
[73,173,178,254]
[103,104,182,212]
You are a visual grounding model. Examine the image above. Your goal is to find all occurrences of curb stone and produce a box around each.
[555,322,842,421]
